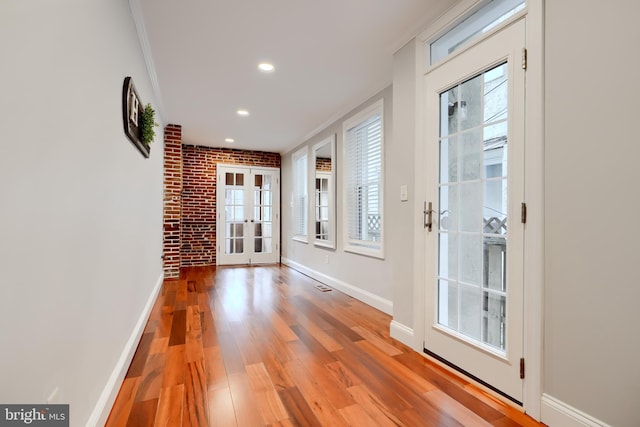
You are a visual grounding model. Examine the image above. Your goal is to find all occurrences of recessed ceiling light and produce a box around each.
[258,62,275,72]
[225,138,235,143]
[236,109,249,116]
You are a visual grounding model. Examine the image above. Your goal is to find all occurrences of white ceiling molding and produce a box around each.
[129,0,165,125]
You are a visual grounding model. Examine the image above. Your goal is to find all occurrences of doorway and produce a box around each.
[423,19,526,403]
[217,165,280,265]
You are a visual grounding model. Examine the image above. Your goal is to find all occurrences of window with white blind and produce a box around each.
[292,147,308,242]
[343,100,384,258]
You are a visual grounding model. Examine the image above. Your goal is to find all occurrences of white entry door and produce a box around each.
[217,165,280,265]
[424,19,525,403]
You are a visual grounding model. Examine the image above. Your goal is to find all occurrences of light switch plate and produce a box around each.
[400,184,408,202]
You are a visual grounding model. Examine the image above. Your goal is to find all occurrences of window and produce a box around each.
[292,147,308,242]
[343,100,384,257]
[429,0,525,65]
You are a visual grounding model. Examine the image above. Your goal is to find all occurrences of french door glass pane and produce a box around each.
[437,62,509,351]
[461,129,483,181]
[253,173,273,254]
[225,173,245,255]
[460,75,483,131]
[438,280,458,329]
[438,233,458,279]
[439,137,458,183]
[460,284,482,340]
[439,185,457,231]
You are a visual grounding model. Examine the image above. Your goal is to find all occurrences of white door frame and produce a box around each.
[216,164,281,266]
[412,0,544,419]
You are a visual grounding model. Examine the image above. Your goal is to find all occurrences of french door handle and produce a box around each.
[424,202,434,231]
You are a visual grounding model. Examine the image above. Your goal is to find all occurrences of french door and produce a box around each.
[217,165,280,265]
[424,19,525,403]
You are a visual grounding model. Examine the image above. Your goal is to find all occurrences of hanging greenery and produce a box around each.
[140,103,159,146]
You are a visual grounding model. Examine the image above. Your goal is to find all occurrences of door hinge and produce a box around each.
[521,202,527,224]
[522,48,528,70]
[520,358,525,379]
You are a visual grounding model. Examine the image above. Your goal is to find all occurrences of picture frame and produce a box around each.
[122,76,150,158]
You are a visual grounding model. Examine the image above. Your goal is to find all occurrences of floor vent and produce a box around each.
[314,284,332,292]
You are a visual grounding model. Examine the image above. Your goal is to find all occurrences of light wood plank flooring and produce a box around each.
[106,265,544,426]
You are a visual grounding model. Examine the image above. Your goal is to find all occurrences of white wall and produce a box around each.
[0,0,164,425]
[281,87,397,314]
[390,40,419,334]
[544,1,640,426]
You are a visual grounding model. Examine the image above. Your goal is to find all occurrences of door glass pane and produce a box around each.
[224,172,245,255]
[459,233,482,285]
[252,173,273,254]
[439,136,458,184]
[484,64,508,123]
[459,182,482,232]
[437,62,509,352]
[262,223,272,238]
[484,237,506,291]
[484,122,508,177]
[225,172,234,185]
[483,292,506,349]
[438,233,457,280]
[461,129,482,180]
[460,284,482,340]
[460,75,482,131]
[438,280,458,329]
[441,87,459,137]
[439,185,457,231]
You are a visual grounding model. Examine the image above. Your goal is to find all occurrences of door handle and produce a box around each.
[424,201,434,231]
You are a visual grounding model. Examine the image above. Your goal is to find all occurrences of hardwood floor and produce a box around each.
[106,265,544,426]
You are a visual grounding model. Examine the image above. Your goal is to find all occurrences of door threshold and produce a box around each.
[423,347,523,408]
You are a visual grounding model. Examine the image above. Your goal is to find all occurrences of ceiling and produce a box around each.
[135,0,459,153]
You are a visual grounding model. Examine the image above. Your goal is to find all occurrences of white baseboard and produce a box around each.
[281,257,393,315]
[389,320,414,347]
[87,272,164,427]
[541,394,611,427]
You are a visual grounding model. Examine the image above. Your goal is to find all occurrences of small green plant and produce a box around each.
[140,103,159,146]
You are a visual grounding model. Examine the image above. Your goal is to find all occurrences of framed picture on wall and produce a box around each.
[122,76,150,158]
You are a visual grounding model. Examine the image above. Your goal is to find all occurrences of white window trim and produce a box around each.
[342,99,385,259]
[292,146,309,243]
[312,134,336,249]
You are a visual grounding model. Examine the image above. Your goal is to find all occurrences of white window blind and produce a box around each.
[292,149,308,240]
[344,101,383,256]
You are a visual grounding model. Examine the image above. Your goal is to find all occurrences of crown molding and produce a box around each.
[129,0,166,124]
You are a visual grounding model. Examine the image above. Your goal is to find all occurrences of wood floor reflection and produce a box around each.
[106,265,543,426]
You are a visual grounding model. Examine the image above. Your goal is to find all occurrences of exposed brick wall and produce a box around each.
[163,125,182,278]
[315,157,332,172]
[181,145,281,267]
